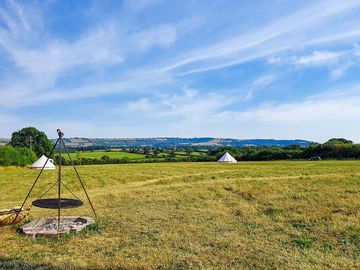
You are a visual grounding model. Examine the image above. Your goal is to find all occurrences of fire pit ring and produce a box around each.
[32,198,83,209]
[21,216,95,237]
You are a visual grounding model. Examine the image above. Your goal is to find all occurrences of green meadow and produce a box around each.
[64,150,204,162]
[0,161,359,269]
[66,151,145,160]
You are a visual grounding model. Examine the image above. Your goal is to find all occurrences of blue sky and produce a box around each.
[1,0,360,142]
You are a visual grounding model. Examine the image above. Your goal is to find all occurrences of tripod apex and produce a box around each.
[57,129,64,138]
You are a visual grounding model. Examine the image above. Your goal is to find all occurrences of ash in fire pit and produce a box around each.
[21,216,95,237]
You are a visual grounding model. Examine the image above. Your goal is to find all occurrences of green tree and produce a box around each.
[185,146,193,156]
[144,146,151,155]
[10,127,53,157]
[153,148,159,158]
[324,138,353,145]
[169,149,176,158]
[76,151,83,165]
[284,144,302,150]
[0,145,37,166]
[101,155,111,162]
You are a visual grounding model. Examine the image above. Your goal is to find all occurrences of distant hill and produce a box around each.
[56,137,312,148]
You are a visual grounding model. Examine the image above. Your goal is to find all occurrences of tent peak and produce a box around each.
[218,152,237,163]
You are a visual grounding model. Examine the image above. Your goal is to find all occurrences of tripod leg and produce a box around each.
[12,137,61,225]
[57,138,62,240]
[62,138,97,220]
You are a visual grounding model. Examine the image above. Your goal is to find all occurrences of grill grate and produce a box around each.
[32,198,83,209]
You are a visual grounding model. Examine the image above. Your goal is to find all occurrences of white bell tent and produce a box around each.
[217,152,237,163]
[30,155,56,170]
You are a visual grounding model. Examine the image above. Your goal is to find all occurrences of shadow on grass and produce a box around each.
[0,223,104,269]
[0,258,60,270]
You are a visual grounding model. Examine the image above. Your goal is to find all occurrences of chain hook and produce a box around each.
[57,129,64,138]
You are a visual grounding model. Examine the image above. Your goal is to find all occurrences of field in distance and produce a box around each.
[64,150,204,161]
[66,150,145,160]
[0,161,359,269]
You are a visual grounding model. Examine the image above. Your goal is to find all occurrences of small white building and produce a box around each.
[30,155,56,170]
[217,152,237,163]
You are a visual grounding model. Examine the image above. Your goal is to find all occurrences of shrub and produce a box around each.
[0,145,37,167]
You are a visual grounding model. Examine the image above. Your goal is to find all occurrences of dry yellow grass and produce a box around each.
[0,161,359,269]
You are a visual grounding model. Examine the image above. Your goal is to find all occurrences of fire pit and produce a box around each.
[13,129,97,239]
[21,216,95,237]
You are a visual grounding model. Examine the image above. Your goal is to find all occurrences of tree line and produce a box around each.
[55,155,216,166]
[1,127,360,167]
[210,138,360,161]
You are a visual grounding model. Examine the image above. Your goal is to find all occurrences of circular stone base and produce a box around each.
[20,216,95,237]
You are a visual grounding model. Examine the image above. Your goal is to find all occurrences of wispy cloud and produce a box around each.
[125,87,240,121]
[208,85,360,142]
[0,69,172,107]
[330,62,354,80]
[268,46,360,79]
[244,74,278,101]
[117,84,360,141]
[1,0,360,140]
[294,51,342,66]
[5,24,123,79]
[129,24,177,51]
[1,0,360,105]
[123,0,163,12]
[268,50,343,66]
[160,0,360,74]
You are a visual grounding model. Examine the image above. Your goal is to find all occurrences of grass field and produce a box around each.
[0,161,360,269]
[67,151,145,160]
[66,150,203,161]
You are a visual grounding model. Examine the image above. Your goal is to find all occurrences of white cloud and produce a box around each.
[355,47,360,57]
[124,87,240,121]
[0,1,182,107]
[253,75,277,87]
[19,70,171,106]
[161,0,360,74]
[1,0,360,141]
[330,62,354,79]
[136,93,360,142]
[3,84,360,141]
[128,98,152,112]
[242,98,359,123]
[124,0,162,12]
[2,24,123,82]
[129,24,177,51]
[160,91,238,119]
[115,84,360,142]
[294,51,341,66]
[1,0,360,108]
[267,57,283,64]
[268,46,360,79]
[207,86,360,142]
[6,0,30,31]
[268,50,343,66]
[244,74,277,101]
